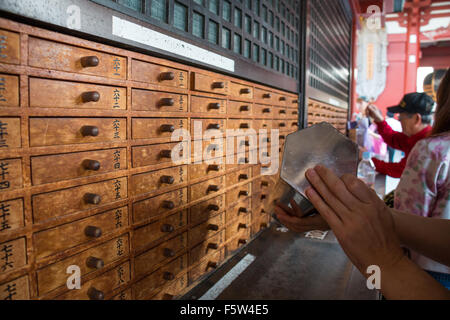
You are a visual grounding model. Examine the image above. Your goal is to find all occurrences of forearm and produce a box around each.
[392,209,450,267]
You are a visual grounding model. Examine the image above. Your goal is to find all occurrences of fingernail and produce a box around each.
[306,168,317,179]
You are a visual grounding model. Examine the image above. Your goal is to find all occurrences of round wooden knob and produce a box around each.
[242,140,250,147]
[265,138,271,143]
[87,287,104,300]
[161,224,174,233]
[240,123,250,129]
[279,122,286,127]
[292,100,298,103]
[261,209,266,214]
[239,207,248,213]
[238,223,248,229]
[263,108,271,113]
[82,159,101,171]
[80,56,99,68]
[292,122,299,126]
[84,226,102,238]
[261,194,267,200]
[261,181,269,187]
[208,243,219,250]
[163,248,175,258]
[208,185,220,192]
[162,200,175,209]
[160,124,175,133]
[240,105,250,111]
[207,261,218,269]
[160,150,172,158]
[208,103,221,110]
[208,123,221,130]
[279,97,286,101]
[239,190,249,197]
[160,175,175,184]
[81,91,100,103]
[208,204,219,211]
[80,126,99,137]
[240,88,251,94]
[208,164,220,172]
[239,174,248,180]
[86,256,104,269]
[292,111,298,115]
[212,82,225,89]
[84,193,101,205]
[163,272,175,281]
[280,135,286,139]
[159,98,174,107]
[160,72,175,81]
[207,224,219,231]
[238,239,248,245]
[263,93,271,99]
[280,110,286,114]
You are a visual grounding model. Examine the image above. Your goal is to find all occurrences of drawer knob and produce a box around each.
[160,150,173,158]
[160,175,175,184]
[239,207,247,213]
[161,224,174,233]
[238,223,248,229]
[261,209,266,214]
[293,100,299,104]
[207,224,219,231]
[262,108,271,113]
[239,190,248,197]
[160,124,175,133]
[239,174,248,180]
[80,126,99,137]
[81,91,100,103]
[87,287,104,300]
[238,239,248,245]
[279,123,286,127]
[162,200,175,209]
[240,123,250,129]
[163,248,175,258]
[160,72,175,81]
[261,181,269,187]
[82,159,101,171]
[292,122,299,126]
[279,97,286,101]
[280,110,287,114]
[263,93,271,99]
[84,226,102,238]
[207,185,220,192]
[261,194,267,200]
[280,135,286,139]
[261,223,268,228]
[208,123,221,130]
[265,138,271,143]
[240,88,251,94]
[159,98,175,107]
[208,204,220,211]
[292,111,298,115]
[208,164,220,172]
[80,56,99,68]
[208,243,219,250]
[84,193,101,205]
[240,105,250,112]
[208,103,221,110]
[86,256,104,269]
[163,272,175,281]
[212,82,225,89]
[240,140,250,147]
[207,261,218,269]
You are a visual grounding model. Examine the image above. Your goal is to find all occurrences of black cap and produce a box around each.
[387,92,434,115]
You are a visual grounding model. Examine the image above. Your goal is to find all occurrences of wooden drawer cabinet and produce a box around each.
[189,230,224,266]
[0,158,22,192]
[31,148,126,185]
[191,96,226,114]
[132,118,188,140]
[29,38,127,79]
[189,194,225,226]
[0,117,21,149]
[36,235,129,295]
[0,198,24,234]
[131,60,187,88]
[29,117,127,147]
[132,89,188,112]
[130,165,187,197]
[0,276,30,300]
[33,207,128,260]
[0,29,20,65]
[192,72,229,95]
[189,175,225,202]
[0,237,27,275]
[228,101,252,116]
[188,212,225,247]
[0,74,19,107]
[188,248,224,284]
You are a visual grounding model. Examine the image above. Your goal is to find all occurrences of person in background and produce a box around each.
[384,111,402,163]
[365,92,434,178]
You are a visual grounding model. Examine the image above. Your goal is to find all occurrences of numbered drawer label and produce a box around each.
[130,165,187,197]
[0,29,20,65]
[0,198,24,233]
[0,158,22,193]
[131,60,187,88]
[0,276,30,300]
[0,118,21,149]
[132,89,187,112]
[0,237,27,275]
[0,74,19,107]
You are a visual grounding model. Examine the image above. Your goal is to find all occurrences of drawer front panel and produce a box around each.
[192,73,229,95]
[188,212,225,247]
[225,198,250,223]
[189,230,224,266]
[131,60,187,88]
[29,38,127,79]
[226,183,251,207]
[0,276,30,300]
[132,142,187,168]
[226,167,251,187]
[229,82,253,99]
[29,78,126,110]
[0,117,21,149]
[0,74,19,107]
[226,230,251,254]
[227,101,252,116]
[132,89,188,112]
[160,253,188,283]
[189,194,225,226]
[133,269,163,300]
[0,29,20,65]
[192,139,225,161]
[32,177,128,223]
[254,104,273,117]
[188,248,224,284]
[189,175,225,202]
[29,118,127,147]
[0,158,22,193]
[31,148,127,185]
[0,237,27,276]
[33,207,128,260]
[132,118,188,140]
[151,273,187,300]
[190,96,226,114]
[188,158,225,181]
[225,213,251,240]
[190,118,226,138]
[130,165,187,197]
[0,198,24,234]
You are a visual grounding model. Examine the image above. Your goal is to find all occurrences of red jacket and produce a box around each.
[372,120,432,178]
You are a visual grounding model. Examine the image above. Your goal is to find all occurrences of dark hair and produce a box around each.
[432,68,450,136]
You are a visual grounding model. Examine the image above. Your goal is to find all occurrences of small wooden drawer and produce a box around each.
[159,253,188,285]
[226,167,251,187]
[33,206,128,260]
[29,78,126,110]
[252,177,272,195]
[189,175,225,202]
[288,98,299,109]
[192,139,225,161]
[226,230,251,254]
[188,248,224,284]
[134,232,187,278]
[0,29,20,65]
[151,273,188,300]
[32,177,127,223]
[226,198,250,223]
[133,210,187,252]
[253,119,272,131]
[276,94,288,106]
[189,158,225,181]
[130,165,187,197]
[29,117,127,147]
[31,148,127,185]
[131,60,187,88]
[251,216,270,237]
[0,74,19,107]
[289,109,299,117]
[189,230,224,266]
[0,198,24,234]
[227,119,254,134]
[188,212,225,247]
[132,142,188,168]
[190,194,225,226]
[132,89,188,112]
[0,237,27,276]
[0,275,30,300]
[112,288,132,300]
[133,269,164,300]
[36,235,129,295]
[190,118,226,139]
[0,117,21,149]
[229,82,253,99]
[225,152,250,170]
[225,136,256,156]
[191,96,226,114]
[192,72,229,95]
[226,183,251,206]
[228,101,252,116]
[225,213,251,240]
[133,187,187,224]
[254,104,273,117]
[254,88,275,102]
[57,261,130,300]
[275,107,288,118]
[0,158,22,193]
[274,120,289,130]
[29,37,126,79]
[132,118,188,140]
